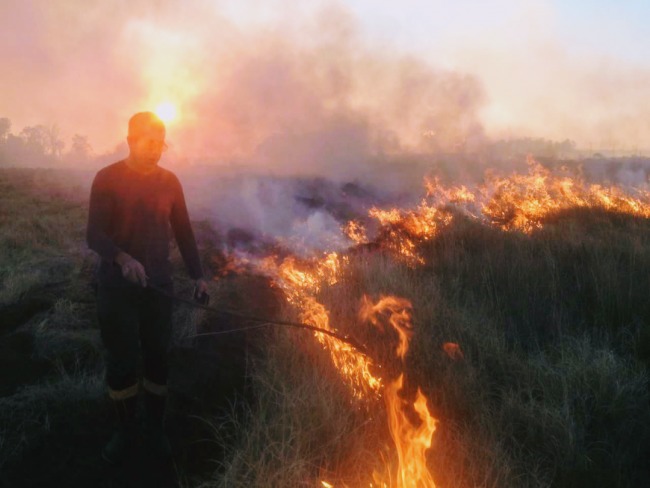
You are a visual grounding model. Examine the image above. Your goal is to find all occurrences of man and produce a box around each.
[87,111,208,464]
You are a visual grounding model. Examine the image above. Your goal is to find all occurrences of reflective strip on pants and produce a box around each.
[108,382,139,401]
[143,377,168,396]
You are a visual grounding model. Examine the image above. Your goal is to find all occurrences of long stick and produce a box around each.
[147,283,368,354]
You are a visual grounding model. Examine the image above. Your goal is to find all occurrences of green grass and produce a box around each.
[0,168,89,305]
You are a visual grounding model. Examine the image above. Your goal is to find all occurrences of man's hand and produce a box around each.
[195,279,208,294]
[115,252,147,287]
[194,278,209,304]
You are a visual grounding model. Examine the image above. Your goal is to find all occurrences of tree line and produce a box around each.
[0,117,94,166]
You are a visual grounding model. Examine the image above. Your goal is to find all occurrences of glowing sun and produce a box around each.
[154,102,177,123]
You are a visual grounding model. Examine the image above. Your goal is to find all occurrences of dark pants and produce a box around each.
[97,284,173,393]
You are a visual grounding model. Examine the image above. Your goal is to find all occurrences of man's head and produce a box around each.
[126,112,166,172]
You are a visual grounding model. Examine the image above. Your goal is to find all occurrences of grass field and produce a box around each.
[1,166,649,487]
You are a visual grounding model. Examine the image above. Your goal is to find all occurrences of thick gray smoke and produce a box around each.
[163,6,488,176]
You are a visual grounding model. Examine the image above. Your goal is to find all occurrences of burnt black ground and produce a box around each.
[0,275,281,488]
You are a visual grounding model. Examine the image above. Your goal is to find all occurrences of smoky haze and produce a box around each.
[0,0,490,255]
[1,1,486,174]
[3,0,650,167]
[3,1,650,255]
[181,8,486,172]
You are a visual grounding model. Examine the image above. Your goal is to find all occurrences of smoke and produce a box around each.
[441,1,650,151]
[4,0,650,162]
[161,3,489,180]
[4,1,650,255]
[177,162,424,256]
[1,0,486,174]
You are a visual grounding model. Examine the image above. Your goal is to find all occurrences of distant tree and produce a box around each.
[557,139,577,157]
[0,117,9,164]
[45,125,65,158]
[2,133,28,165]
[0,117,10,142]
[66,134,94,163]
[1,120,96,166]
[20,125,49,156]
[18,124,65,164]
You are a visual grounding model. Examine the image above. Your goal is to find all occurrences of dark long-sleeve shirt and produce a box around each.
[86,160,203,286]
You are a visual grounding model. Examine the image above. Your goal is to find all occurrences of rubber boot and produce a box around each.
[144,390,172,459]
[102,394,138,465]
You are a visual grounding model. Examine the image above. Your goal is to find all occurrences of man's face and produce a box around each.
[127,125,167,170]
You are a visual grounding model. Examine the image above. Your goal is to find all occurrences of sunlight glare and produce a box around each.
[154,102,177,123]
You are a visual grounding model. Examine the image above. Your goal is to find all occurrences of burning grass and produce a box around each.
[207,162,650,487]
[208,211,650,487]
[202,323,383,488]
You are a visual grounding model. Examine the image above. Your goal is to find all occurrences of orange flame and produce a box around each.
[383,375,437,488]
[224,157,650,486]
[345,220,369,245]
[360,296,437,487]
[347,158,650,263]
[251,252,438,485]
[359,295,413,360]
[237,157,650,485]
[258,253,382,398]
[480,160,650,232]
[363,204,453,265]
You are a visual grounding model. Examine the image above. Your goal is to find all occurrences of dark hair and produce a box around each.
[128,112,165,138]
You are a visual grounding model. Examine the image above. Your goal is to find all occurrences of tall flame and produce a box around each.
[259,253,382,398]
[361,296,438,488]
[383,375,437,488]
[252,254,438,485]
[359,295,414,361]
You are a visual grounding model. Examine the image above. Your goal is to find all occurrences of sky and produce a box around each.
[2,0,650,163]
